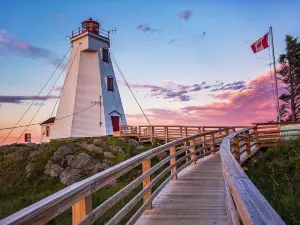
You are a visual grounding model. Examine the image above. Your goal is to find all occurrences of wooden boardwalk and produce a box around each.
[2,124,292,225]
[136,154,230,225]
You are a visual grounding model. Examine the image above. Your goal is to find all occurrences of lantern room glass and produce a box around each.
[81,18,99,35]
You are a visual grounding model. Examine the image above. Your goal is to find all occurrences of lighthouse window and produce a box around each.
[107,77,114,91]
[102,48,109,62]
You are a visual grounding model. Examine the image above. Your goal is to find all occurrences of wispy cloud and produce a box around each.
[127,70,280,126]
[0,95,58,104]
[0,29,66,68]
[178,9,193,21]
[211,81,247,92]
[127,80,247,102]
[136,24,159,33]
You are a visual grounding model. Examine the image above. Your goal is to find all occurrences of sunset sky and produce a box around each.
[1,0,300,144]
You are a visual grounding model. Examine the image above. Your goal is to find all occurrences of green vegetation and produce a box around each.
[0,137,156,224]
[247,138,300,225]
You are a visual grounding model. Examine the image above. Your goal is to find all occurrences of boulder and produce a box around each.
[70,153,96,171]
[52,145,73,162]
[93,139,104,145]
[112,146,124,154]
[44,163,62,178]
[59,168,83,185]
[129,139,139,147]
[80,142,103,153]
[103,151,116,158]
[94,162,110,172]
[25,163,33,174]
[65,155,74,166]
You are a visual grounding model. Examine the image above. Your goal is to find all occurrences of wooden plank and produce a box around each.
[72,195,92,225]
[135,154,230,225]
[189,139,196,165]
[170,146,177,180]
[142,159,152,210]
[232,136,240,163]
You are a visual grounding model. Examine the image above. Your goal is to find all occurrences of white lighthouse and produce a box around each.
[51,18,126,139]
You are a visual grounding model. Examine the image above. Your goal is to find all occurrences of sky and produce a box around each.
[1,0,300,144]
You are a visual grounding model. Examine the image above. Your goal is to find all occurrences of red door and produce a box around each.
[111,116,120,132]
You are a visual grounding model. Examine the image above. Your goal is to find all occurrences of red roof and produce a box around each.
[40,117,55,125]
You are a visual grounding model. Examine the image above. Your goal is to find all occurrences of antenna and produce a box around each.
[107,27,117,39]
[64,31,70,40]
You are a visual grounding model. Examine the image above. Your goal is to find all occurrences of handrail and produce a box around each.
[219,126,286,225]
[1,127,234,225]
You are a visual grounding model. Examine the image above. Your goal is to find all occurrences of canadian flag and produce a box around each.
[251,32,269,53]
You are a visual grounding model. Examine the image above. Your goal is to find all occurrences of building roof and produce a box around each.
[40,117,55,125]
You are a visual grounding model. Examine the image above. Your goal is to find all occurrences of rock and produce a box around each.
[112,146,124,154]
[103,151,116,158]
[70,153,96,171]
[136,145,145,150]
[44,163,62,178]
[59,168,83,185]
[157,151,168,161]
[129,139,139,147]
[25,163,33,174]
[65,155,74,166]
[52,145,73,162]
[93,139,104,145]
[80,142,103,153]
[94,162,110,172]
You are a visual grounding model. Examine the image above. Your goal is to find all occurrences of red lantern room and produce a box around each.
[82,18,99,35]
[71,18,109,39]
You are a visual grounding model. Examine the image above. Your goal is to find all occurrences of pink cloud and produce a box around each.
[13,40,29,51]
[127,70,279,126]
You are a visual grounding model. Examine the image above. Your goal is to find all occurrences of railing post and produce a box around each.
[72,195,92,225]
[189,139,196,165]
[151,126,154,141]
[142,158,152,210]
[180,126,183,137]
[253,126,259,149]
[184,127,188,137]
[233,136,240,163]
[245,130,251,155]
[165,126,169,143]
[170,146,177,180]
[210,133,215,155]
[224,129,229,136]
[138,126,141,142]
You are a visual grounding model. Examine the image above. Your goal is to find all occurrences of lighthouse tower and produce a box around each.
[51,18,126,139]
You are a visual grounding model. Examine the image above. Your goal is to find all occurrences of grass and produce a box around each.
[0,137,156,224]
[247,138,300,225]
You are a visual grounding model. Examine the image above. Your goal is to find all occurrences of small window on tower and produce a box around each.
[102,48,109,62]
[107,77,114,91]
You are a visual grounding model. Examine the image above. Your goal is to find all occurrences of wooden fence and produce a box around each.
[114,125,248,142]
[254,122,300,147]
[0,128,235,225]
[220,126,286,225]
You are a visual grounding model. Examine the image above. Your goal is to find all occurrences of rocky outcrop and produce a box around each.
[41,138,150,186]
[44,145,114,185]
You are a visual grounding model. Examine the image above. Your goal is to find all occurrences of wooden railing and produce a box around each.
[254,122,300,147]
[115,125,248,142]
[220,126,286,225]
[1,128,235,225]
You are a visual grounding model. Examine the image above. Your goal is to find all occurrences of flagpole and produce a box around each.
[270,26,281,122]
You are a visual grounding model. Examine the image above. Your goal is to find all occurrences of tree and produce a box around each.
[277,35,300,121]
